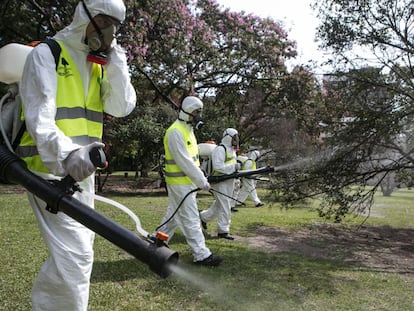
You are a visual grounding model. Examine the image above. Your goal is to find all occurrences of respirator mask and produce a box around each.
[192,111,204,130]
[179,107,205,130]
[87,24,116,52]
[82,1,118,65]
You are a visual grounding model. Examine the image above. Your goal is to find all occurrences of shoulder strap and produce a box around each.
[43,38,61,70]
[12,39,61,151]
[11,123,26,151]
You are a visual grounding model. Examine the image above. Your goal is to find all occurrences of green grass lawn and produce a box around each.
[0,184,413,311]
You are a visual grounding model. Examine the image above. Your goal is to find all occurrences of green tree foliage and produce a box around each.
[105,102,176,176]
[0,1,325,202]
[299,0,414,221]
[0,0,76,44]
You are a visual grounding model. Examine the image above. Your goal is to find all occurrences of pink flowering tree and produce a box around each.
[121,0,296,105]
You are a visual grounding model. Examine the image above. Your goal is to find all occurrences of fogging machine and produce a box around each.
[207,166,275,183]
[0,144,178,278]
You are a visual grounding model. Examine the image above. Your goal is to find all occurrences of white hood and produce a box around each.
[178,96,203,122]
[248,150,260,161]
[221,128,238,148]
[54,0,126,51]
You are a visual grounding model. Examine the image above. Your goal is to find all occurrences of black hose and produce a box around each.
[156,187,199,231]
[209,188,245,205]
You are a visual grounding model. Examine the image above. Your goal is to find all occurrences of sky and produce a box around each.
[216,0,325,66]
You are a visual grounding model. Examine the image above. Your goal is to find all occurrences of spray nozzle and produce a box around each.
[145,231,178,278]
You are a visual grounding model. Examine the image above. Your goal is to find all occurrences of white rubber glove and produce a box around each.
[63,142,105,181]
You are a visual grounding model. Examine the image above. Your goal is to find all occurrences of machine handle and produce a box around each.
[89,147,107,169]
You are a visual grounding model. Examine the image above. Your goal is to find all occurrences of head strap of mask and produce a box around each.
[82,1,111,65]
[178,107,192,123]
[179,107,204,130]
[223,130,236,139]
[223,130,239,148]
[82,1,105,42]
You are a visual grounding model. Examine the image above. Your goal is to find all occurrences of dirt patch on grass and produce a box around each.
[97,174,167,195]
[239,224,414,277]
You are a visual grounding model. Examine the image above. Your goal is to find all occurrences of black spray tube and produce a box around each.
[0,144,178,278]
[207,166,275,183]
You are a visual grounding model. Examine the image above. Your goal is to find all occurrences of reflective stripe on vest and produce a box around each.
[212,145,236,175]
[164,120,200,185]
[16,41,104,173]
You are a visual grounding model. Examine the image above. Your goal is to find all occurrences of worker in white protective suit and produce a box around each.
[235,150,264,207]
[158,96,223,266]
[16,1,136,310]
[200,128,241,240]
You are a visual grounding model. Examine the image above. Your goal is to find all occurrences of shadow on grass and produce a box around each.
[91,235,350,310]
[92,258,155,282]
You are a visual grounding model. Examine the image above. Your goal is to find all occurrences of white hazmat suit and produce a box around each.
[236,150,264,207]
[158,97,222,265]
[200,128,240,239]
[19,1,136,310]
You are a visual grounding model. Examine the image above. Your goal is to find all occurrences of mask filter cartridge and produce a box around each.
[194,113,204,130]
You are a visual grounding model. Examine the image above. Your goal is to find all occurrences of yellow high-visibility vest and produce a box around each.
[17,41,103,173]
[242,159,256,170]
[164,120,200,185]
[212,145,236,175]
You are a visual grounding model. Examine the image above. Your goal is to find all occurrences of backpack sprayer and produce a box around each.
[198,142,274,205]
[0,43,178,278]
[198,142,275,184]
